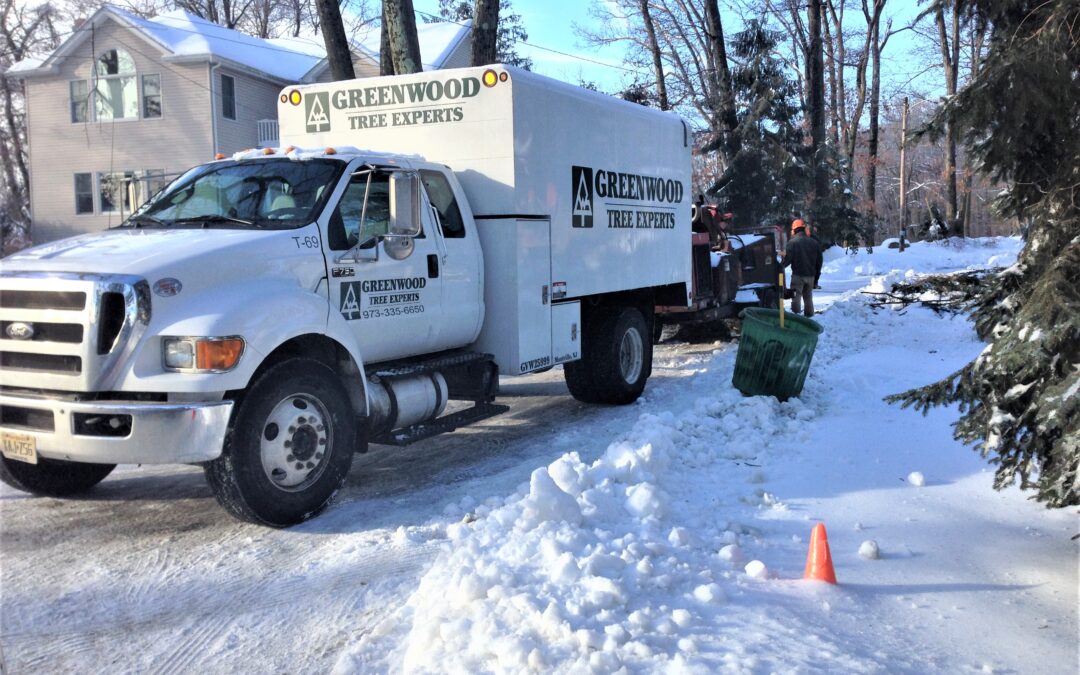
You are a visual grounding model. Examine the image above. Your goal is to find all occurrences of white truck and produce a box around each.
[0,66,692,526]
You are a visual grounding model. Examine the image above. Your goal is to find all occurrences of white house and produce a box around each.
[7,5,471,242]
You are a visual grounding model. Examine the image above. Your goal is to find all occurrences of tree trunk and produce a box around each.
[639,0,669,110]
[935,4,960,235]
[385,0,423,75]
[823,7,839,147]
[316,0,355,81]
[471,0,499,66]
[703,0,737,164]
[807,0,827,209]
[380,2,394,75]
[866,6,887,215]
[826,0,849,155]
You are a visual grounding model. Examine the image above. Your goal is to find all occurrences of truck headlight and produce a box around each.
[163,337,245,372]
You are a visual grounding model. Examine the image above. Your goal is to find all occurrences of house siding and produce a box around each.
[25,18,215,242]
[214,66,283,154]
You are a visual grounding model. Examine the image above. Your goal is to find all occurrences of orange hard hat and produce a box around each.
[791,218,811,235]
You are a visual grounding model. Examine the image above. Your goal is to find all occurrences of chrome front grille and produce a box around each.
[0,273,150,392]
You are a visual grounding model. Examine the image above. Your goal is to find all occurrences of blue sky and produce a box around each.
[411,0,941,100]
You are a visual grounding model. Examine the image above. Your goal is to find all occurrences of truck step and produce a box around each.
[371,402,510,446]
[373,351,494,379]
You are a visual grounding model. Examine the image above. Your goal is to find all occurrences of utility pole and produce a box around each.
[898,96,908,252]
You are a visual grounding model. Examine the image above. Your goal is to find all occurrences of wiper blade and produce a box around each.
[117,214,169,229]
[174,215,256,227]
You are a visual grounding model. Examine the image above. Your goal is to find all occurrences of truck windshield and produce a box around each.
[126,158,343,229]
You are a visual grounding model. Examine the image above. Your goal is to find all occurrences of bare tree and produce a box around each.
[934,0,961,233]
[470,0,499,66]
[807,0,826,208]
[1,0,60,249]
[639,0,668,110]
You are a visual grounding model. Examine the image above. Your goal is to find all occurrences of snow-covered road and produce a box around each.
[1,237,1075,674]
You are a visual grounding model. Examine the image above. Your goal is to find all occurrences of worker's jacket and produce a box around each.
[782,232,823,278]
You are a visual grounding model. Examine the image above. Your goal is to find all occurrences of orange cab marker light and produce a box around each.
[196,338,244,371]
[214,153,226,160]
[263,147,275,155]
[325,147,337,155]
[280,94,288,103]
[499,72,508,82]
[284,146,296,154]
[482,69,498,87]
[289,90,302,105]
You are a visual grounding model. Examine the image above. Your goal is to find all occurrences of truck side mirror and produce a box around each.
[389,172,421,237]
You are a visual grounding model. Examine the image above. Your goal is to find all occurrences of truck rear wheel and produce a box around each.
[0,456,115,497]
[205,358,357,527]
[565,305,652,405]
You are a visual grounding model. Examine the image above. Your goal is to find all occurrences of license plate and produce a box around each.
[1,432,37,464]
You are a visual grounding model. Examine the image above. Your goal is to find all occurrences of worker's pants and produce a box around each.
[790,274,815,317]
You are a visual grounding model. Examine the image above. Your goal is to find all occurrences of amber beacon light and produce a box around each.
[482,70,499,87]
[288,90,302,105]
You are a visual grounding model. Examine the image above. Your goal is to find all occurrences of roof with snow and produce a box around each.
[268,18,471,80]
[6,4,470,83]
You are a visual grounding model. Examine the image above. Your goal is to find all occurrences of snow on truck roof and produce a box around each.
[225,146,424,164]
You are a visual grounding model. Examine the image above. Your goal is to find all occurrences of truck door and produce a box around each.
[419,169,483,350]
[324,166,443,363]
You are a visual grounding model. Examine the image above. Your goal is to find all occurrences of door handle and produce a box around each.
[427,254,439,279]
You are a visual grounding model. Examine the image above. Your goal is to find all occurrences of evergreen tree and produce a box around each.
[713,21,808,229]
[889,0,1079,507]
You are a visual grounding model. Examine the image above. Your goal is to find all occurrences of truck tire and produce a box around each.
[0,456,115,497]
[205,358,357,527]
[565,305,652,405]
[755,286,780,309]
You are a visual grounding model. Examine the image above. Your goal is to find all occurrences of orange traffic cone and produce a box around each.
[803,522,837,584]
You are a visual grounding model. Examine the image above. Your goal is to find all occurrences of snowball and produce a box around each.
[548,454,584,496]
[584,553,626,579]
[671,608,693,628]
[744,560,769,580]
[624,482,669,520]
[520,467,581,528]
[907,471,926,487]
[692,583,725,604]
[718,544,744,563]
[668,527,691,547]
[859,540,881,560]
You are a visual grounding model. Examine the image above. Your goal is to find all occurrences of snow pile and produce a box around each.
[339,394,820,672]
[334,236,1075,674]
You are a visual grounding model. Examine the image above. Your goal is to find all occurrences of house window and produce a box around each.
[142,74,161,118]
[74,173,93,214]
[221,74,236,120]
[98,171,137,214]
[94,48,138,120]
[70,80,89,123]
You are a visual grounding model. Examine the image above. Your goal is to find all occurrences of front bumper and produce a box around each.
[0,393,233,464]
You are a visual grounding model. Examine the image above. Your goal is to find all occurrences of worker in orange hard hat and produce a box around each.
[791,217,811,237]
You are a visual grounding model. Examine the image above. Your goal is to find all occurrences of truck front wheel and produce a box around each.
[205,358,357,527]
[0,457,115,496]
[565,305,652,405]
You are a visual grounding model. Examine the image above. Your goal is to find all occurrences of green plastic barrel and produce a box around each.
[732,307,824,401]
